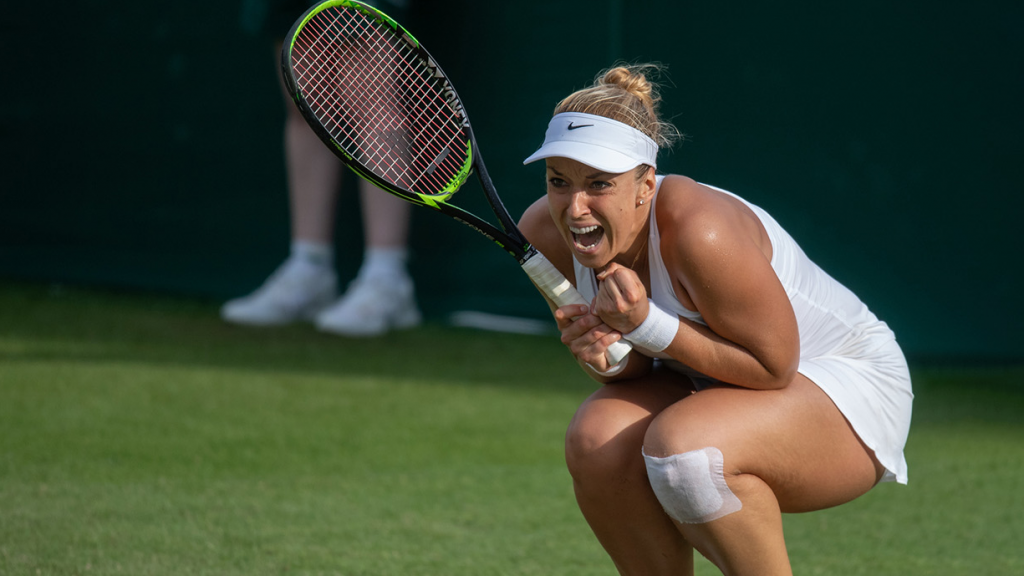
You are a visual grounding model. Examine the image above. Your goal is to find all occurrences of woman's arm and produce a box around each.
[661,183,800,389]
[594,180,800,390]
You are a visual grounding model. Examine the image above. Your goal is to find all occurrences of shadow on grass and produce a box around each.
[0,282,589,394]
[3,282,1022,413]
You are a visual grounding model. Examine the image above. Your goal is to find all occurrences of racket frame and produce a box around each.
[280,0,632,366]
[281,0,532,263]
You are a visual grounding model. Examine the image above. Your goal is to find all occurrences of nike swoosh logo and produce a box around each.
[567,122,594,130]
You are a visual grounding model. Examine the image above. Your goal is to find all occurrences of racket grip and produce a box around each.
[522,253,633,367]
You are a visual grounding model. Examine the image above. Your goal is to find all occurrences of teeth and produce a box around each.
[569,224,602,251]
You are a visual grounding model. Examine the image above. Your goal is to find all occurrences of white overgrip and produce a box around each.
[521,252,632,367]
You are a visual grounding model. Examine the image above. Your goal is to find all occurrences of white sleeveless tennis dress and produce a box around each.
[573,177,913,484]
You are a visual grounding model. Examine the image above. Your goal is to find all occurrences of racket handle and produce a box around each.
[522,253,633,367]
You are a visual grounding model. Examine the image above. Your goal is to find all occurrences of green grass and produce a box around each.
[1,282,1022,575]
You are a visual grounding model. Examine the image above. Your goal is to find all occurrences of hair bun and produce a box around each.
[553,62,682,149]
[601,66,654,105]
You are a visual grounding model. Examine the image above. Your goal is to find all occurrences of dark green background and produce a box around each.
[2,1,1021,362]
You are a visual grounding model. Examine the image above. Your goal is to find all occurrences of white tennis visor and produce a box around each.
[523,112,658,173]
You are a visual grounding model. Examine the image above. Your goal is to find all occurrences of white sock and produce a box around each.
[358,247,408,281]
[290,240,334,269]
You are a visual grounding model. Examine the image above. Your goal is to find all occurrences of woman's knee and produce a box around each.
[639,402,743,524]
[564,393,649,484]
[641,394,715,458]
[564,381,684,483]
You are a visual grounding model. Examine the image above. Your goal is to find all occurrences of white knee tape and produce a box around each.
[643,447,743,524]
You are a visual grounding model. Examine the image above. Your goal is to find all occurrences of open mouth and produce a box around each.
[570,224,605,252]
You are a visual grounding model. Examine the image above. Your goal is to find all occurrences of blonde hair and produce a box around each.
[555,63,681,151]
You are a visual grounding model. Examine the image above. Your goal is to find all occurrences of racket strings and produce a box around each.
[296,16,410,180]
[291,7,470,196]
[298,16,413,183]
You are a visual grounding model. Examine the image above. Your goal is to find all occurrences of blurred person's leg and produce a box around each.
[314,182,420,337]
[220,85,340,327]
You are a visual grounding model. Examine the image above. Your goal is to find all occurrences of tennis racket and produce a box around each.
[281,0,631,366]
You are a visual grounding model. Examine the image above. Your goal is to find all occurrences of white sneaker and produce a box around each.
[314,274,421,336]
[221,258,338,326]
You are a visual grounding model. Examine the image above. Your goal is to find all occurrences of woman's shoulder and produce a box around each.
[655,176,754,259]
[655,175,722,234]
[656,173,724,206]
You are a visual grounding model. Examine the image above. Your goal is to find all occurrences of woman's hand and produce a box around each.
[554,304,624,372]
[593,262,650,334]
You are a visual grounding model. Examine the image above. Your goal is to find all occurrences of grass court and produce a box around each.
[1,283,1021,575]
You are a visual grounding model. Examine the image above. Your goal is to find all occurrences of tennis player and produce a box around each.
[518,64,913,575]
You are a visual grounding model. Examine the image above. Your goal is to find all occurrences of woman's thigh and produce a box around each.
[643,374,885,513]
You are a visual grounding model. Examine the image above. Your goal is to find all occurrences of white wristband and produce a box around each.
[586,354,629,377]
[623,300,678,353]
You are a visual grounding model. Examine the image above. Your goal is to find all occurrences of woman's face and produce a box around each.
[545,157,653,270]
